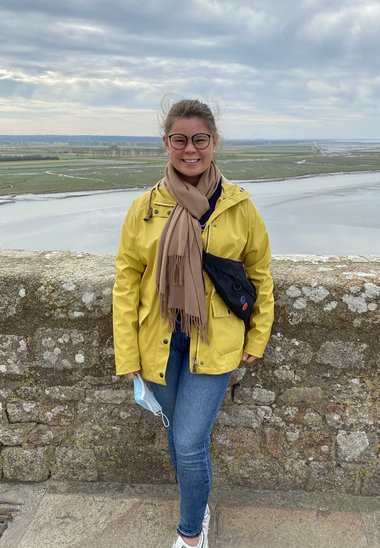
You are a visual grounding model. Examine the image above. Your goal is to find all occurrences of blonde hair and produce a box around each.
[160,96,219,139]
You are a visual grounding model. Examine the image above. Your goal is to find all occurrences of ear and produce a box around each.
[163,135,169,153]
[212,135,218,152]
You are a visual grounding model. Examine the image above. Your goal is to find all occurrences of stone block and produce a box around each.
[264,333,313,366]
[0,278,28,320]
[216,404,272,429]
[337,430,370,462]
[0,335,28,375]
[217,454,309,491]
[234,386,276,406]
[293,408,322,426]
[272,404,322,428]
[74,423,154,449]
[342,282,380,314]
[43,385,87,402]
[230,366,246,385]
[92,388,129,404]
[325,404,344,427]
[94,446,174,483]
[28,425,68,446]
[272,405,299,425]
[2,447,54,481]
[0,388,16,402]
[273,366,301,383]
[110,404,143,426]
[35,327,99,370]
[308,462,360,494]
[0,424,33,446]
[252,387,276,405]
[211,426,260,457]
[287,430,332,461]
[280,386,323,405]
[261,428,286,460]
[77,402,141,427]
[35,254,114,320]
[15,386,42,401]
[329,379,371,404]
[52,447,98,481]
[317,341,368,369]
[342,403,379,428]
[7,402,74,425]
[360,463,380,496]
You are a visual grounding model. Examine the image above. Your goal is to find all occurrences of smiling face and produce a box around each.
[163,117,218,185]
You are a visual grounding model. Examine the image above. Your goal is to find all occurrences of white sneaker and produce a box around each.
[202,505,210,547]
[171,530,205,548]
[172,506,210,548]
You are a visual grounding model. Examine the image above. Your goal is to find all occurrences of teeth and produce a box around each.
[184,159,198,163]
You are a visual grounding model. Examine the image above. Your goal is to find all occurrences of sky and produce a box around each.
[1,0,380,139]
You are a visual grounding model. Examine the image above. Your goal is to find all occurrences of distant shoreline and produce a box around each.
[2,138,380,197]
[1,168,380,203]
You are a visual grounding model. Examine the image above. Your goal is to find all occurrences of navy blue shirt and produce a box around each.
[199,179,222,232]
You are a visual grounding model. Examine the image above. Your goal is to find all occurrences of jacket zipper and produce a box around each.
[205,225,211,252]
[192,333,199,372]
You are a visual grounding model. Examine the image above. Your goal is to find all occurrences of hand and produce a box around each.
[241,353,258,363]
[124,371,140,380]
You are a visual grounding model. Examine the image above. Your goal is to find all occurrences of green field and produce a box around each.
[1,140,380,196]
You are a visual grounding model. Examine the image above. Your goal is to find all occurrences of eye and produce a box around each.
[193,134,209,147]
[171,135,186,146]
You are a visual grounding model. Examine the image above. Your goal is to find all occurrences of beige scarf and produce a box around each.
[156,160,222,341]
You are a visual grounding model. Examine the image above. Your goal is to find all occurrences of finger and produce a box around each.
[124,371,140,380]
[241,354,258,363]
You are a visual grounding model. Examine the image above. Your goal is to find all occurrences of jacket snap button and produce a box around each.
[154,209,159,214]
[200,361,204,365]
[159,372,164,378]
[163,338,168,344]
[167,210,171,215]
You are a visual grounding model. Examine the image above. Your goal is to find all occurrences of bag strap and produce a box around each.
[202,251,256,298]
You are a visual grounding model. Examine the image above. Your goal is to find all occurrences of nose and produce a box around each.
[183,138,197,152]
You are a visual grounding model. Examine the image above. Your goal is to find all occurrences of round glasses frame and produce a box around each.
[168,133,212,150]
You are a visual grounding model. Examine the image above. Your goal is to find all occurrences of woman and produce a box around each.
[113,99,274,548]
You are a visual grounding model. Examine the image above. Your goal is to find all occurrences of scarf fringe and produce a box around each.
[160,306,209,344]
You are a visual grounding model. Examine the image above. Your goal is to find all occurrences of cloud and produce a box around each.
[0,0,379,137]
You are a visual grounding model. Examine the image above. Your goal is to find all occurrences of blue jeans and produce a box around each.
[150,327,232,538]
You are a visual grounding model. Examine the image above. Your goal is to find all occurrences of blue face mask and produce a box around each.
[133,374,169,427]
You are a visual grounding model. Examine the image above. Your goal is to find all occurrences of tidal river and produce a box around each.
[0,171,379,255]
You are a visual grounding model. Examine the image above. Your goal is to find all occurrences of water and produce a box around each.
[0,172,379,255]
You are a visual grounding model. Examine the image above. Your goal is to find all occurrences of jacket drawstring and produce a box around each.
[143,186,154,221]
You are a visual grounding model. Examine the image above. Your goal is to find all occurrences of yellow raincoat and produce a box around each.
[113,179,274,385]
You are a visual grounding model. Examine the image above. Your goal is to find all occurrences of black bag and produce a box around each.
[202,251,256,328]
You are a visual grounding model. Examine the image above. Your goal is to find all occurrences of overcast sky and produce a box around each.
[1,0,380,139]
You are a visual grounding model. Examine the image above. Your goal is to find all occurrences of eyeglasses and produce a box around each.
[168,133,212,150]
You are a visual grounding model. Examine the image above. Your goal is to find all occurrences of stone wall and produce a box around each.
[0,249,379,495]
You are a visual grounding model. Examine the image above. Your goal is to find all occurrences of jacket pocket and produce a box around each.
[211,294,232,318]
[210,295,245,355]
